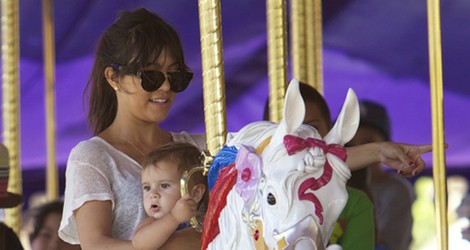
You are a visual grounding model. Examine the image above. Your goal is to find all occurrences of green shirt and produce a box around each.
[329,187,375,250]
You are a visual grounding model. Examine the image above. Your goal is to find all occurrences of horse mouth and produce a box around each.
[272,215,324,250]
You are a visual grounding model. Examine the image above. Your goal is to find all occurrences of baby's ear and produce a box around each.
[191,183,206,203]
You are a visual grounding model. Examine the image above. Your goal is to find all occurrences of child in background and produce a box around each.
[28,200,80,250]
[132,142,208,250]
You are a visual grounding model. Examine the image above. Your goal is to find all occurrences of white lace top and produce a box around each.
[58,132,206,244]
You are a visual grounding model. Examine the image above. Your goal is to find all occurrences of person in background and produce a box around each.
[58,8,205,249]
[348,100,415,250]
[28,200,80,250]
[132,142,208,250]
[457,195,470,243]
[0,143,24,250]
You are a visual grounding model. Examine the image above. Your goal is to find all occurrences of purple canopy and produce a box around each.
[2,0,469,174]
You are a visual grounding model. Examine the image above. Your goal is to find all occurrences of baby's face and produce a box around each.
[141,160,181,218]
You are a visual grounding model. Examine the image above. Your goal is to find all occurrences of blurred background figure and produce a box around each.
[447,176,469,224]
[0,143,24,250]
[457,195,470,242]
[413,176,470,250]
[348,100,415,250]
[411,177,435,250]
[24,200,80,250]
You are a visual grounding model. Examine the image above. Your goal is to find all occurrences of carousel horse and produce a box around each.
[202,79,360,250]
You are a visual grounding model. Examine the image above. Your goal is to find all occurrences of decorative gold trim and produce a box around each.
[180,166,206,233]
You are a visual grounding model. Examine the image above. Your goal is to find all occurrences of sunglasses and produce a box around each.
[130,70,193,93]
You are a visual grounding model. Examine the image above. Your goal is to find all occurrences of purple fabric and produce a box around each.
[0,0,468,170]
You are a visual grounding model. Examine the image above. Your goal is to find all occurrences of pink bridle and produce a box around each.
[283,135,347,224]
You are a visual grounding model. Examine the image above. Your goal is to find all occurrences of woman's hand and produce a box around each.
[377,142,433,177]
[346,142,436,177]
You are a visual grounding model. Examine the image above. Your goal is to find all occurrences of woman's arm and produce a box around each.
[74,200,135,250]
[346,142,433,177]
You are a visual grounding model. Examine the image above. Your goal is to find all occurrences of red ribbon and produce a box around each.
[283,135,347,161]
[283,135,347,225]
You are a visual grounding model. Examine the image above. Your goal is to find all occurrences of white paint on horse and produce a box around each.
[205,79,360,250]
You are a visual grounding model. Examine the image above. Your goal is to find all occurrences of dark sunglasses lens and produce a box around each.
[140,71,165,92]
[167,72,193,93]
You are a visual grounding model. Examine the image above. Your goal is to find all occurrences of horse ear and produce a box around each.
[270,79,305,147]
[324,88,359,145]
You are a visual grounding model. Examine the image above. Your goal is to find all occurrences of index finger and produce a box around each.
[417,144,432,154]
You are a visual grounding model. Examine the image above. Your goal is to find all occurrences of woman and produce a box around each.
[59,8,204,249]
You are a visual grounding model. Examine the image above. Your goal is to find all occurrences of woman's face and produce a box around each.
[30,212,80,250]
[116,50,180,124]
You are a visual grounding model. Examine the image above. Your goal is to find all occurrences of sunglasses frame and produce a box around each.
[111,64,193,93]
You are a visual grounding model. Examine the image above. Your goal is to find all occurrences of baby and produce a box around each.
[132,142,208,250]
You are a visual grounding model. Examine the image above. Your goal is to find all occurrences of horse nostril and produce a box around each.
[267,193,276,205]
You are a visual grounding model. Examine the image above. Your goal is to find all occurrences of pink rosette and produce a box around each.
[235,145,262,202]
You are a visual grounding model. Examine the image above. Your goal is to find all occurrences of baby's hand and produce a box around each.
[170,194,197,223]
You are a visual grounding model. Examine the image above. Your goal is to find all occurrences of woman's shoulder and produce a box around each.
[70,136,108,154]
[68,136,118,163]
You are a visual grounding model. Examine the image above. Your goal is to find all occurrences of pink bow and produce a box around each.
[283,135,347,225]
[283,135,347,161]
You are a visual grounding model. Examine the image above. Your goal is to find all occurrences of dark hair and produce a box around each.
[358,100,391,141]
[29,200,64,241]
[263,82,331,127]
[142,142,208,211]
[85,8,190,135]
[142,142,201,174]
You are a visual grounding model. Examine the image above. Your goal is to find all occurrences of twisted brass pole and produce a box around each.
[266,0,288,122]
[290,0,323,94]
[291,0,308,83]
[1,0,22,234]
[43,0,59,201]
[426,0,448,249]
[198,0,227,157]
[308,0,323,93]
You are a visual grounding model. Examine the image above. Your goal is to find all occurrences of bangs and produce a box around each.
[124,21,187,71]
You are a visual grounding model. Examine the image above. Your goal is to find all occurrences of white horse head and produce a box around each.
[202,80,359,250]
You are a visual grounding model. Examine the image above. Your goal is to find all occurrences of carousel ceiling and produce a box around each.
[2,0,469,170]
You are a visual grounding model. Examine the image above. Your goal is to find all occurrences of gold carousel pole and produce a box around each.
[43,0,59,201]
[308,0,323,93]
[266,0,288,122]
[426,0,448,249]
[1,0,22,234]
[290,0,308,83]
[198,0,227,157]
[290,0,323,94]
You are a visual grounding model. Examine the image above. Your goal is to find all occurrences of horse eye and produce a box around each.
[267,193,276,205]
